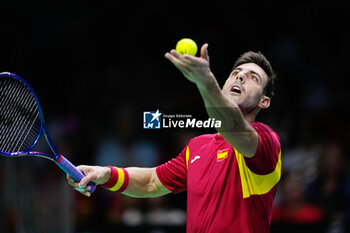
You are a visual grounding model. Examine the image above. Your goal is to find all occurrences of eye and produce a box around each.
[229,71,238,79]
[231,70,238,76]
[251,76,259,83]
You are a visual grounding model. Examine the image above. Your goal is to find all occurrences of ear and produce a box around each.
[258,95,270,109]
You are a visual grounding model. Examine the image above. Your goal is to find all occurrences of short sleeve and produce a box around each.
[244,122,281,174]
[156,145,188,194]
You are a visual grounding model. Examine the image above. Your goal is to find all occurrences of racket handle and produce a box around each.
[57,155,96,193]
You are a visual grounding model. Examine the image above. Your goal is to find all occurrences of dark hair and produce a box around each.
[233,51,276,98]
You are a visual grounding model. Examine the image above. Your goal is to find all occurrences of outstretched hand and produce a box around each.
[165,43,214,87]
[66,165,111,197]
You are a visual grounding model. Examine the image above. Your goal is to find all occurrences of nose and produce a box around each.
[236,71,245,83]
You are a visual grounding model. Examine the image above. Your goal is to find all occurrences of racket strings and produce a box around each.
[0,79,39,152]
[0,77,41,153]
[0,78,31,151]
[3,82,40,152]
[0,79,29,139]
[4,83,38,151]
[8,102,39,152]
[0,80,32,133]
[0,78,27,136]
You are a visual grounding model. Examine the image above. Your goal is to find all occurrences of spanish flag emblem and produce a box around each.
[217,148,229,162]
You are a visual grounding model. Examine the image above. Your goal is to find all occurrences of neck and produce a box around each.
[242,107,259,122]
[244,113,256,122]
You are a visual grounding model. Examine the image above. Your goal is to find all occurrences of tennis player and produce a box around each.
[67,44,281,233]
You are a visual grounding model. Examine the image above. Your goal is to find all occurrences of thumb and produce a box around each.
[200,43,209,62]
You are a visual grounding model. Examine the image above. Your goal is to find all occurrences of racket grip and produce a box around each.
[57,155,96,193]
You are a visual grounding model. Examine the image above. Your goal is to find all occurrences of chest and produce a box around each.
[186,141,240,193]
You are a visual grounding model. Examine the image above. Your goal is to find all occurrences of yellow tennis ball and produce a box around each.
[176,38,198,56]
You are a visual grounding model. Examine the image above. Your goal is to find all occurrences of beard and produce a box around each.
[231,95,261,116]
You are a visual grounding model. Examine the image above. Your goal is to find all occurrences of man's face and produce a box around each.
[222,63,270,114]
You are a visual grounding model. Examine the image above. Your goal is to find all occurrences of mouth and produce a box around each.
[230,84,242,95]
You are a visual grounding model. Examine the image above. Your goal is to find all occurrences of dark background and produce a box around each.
[1,1,350,233]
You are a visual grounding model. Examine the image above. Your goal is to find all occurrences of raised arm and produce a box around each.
[164,44,259,157]
[67,165,171,197]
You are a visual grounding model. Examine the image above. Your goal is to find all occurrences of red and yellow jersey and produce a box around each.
[156,122,281,233]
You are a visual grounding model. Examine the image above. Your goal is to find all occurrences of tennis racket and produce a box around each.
[0,72,96,193]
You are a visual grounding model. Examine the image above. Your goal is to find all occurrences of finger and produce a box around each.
[169,49,194,65]
[76,165,90,174]
[75,186,86,192]
[200,43,209,62]
[169,49,183,59]
[67,175,79,188]
[76,165,94,185]
[79,174,93,187]
[68,179,78,187]
[66,174,75,183]
[165,52,190,72]
[75,188,91,197]
[166,49,196,64]
[164,52,181,65]
[82,191,91,197]
[182,54,202,64]
[170,48,198,59]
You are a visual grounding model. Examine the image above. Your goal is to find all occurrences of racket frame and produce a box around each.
[0,72,96,193]
[0,72,59,161]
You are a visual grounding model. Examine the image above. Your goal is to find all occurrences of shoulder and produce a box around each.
[185,134,219,152]
[250,121,280,141]
[188,133,217,145]
[245,122,281,172]
[249,121,276,133]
